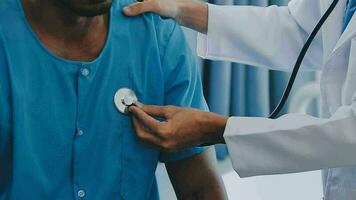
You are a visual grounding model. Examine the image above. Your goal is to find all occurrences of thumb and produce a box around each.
[122,2,156,16]
[129,106,161,133]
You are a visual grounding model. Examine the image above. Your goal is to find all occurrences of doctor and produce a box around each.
[124,0,356,199]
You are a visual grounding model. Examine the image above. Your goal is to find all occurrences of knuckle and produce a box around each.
[134,2,147,12]
[165,106,176,114]
[152,124,161,133]
[158,126,171,136]
[136,131,148,140]
[131,4,141,12]
[136,131,145,139]
[151,0,161,10]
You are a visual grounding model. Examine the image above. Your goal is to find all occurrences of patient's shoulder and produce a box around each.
[112,0,182,55]
[152,15,178,42]
[0,0,24,37]
[0,0,21,21]
[113,0,178,35]
[0,0,18,14]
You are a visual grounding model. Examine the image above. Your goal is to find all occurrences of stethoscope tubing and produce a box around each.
[268,0,340,119]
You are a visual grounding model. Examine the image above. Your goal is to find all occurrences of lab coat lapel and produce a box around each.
[321,0,346,60]
[320,0,347,117]
[333,15,356,52]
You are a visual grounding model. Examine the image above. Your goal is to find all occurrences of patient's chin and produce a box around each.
[62,0,113,17]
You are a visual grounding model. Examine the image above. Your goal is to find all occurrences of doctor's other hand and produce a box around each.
[129,105,227,152]
[123,0,180,19]
[122,0,208,34]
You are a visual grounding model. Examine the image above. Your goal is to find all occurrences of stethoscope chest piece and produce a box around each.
[114,88,138,115]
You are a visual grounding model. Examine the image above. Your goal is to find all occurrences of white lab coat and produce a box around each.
[197,0,356,199]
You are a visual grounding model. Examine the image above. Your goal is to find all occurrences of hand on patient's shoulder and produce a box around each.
[122,0,180,19]
[122,0,208,33]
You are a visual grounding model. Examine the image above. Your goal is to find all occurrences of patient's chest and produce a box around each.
[0,34,166,199]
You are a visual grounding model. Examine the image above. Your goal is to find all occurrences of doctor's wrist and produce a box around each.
[200,112,227,144]
[176,0,208,34]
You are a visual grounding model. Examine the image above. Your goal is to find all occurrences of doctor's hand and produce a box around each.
[129,105,227,152]
[123,0,180,19]
[122,0,208,34]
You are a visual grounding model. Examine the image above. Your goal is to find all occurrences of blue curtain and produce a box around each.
[198,0,317,160]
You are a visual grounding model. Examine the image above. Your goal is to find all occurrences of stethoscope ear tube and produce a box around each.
[268,0,339,119]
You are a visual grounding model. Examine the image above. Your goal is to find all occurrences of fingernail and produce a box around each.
[123,7,131,13]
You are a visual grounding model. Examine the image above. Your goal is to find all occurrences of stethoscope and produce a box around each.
[114,88,138,115]
[114,0,339,119]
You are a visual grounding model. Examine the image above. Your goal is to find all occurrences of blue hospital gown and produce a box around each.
[0,0,208,199]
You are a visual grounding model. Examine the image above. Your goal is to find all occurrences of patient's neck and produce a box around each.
[20,0,108,61]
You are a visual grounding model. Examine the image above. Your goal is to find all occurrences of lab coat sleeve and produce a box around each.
[224,101,356,177]
[197,0,324,71]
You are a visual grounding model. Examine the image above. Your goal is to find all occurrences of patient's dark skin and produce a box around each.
[21,0,110,61]
[20,0,227,199]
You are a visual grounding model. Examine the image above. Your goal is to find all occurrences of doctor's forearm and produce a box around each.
[176,0,208,34]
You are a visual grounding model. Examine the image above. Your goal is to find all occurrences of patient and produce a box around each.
[0,0,227,199]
